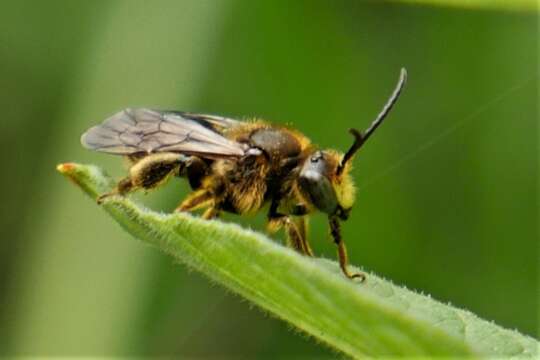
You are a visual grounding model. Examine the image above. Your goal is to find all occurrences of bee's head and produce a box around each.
[298,148,356,220]
[298,68,408,220]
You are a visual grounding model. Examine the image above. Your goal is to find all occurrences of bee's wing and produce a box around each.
[81,108,246,159]
[168,111,242,132]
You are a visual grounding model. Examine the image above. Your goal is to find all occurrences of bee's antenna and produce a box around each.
[337,128,364,176]
[337,68,407,175]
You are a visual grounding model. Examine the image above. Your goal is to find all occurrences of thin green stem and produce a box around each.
[393,0,538,12]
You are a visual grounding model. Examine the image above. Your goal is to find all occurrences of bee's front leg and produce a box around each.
[329,216,365,281]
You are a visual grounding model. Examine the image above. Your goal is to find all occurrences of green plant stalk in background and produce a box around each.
[57,163,538,358]
[395,0,538,12]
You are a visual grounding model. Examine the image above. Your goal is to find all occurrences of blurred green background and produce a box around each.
[0,0,537,357]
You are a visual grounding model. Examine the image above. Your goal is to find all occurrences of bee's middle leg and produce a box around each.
[175,189,214,213]
[268,201,313,256]
[175,173,226,219]
[202,206,221,220]
[296,216,314,257]
[268,216,312,256]
[175,190,222,220]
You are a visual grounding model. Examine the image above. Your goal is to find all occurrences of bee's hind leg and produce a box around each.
[97,177,134,204]
[97,152,186,204]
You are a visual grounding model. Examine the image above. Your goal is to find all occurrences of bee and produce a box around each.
[81,68,407,280]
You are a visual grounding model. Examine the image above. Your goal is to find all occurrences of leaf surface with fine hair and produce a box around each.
[57,162,539,358]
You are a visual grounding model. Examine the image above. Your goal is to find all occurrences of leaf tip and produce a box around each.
[57,162,76,174]
[57,162,86,190]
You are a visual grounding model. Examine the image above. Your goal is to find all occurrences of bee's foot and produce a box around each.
[96,193,115,205]
[342,268,366,282]
[350,272,366,283]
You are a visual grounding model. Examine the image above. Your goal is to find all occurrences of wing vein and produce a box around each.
[81,108,246,159]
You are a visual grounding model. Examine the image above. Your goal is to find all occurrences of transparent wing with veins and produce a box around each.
[81,108,246,160]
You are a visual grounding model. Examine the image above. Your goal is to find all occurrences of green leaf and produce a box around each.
[57,163,538,358]
[393,0,538,12]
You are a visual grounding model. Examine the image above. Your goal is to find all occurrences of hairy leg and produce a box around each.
[267,200,313,256]
[176,190,222,220]
[202,206,221,220]
[97,152,185,204]
[175,189,214,213]
[296,216,314,257]
[268,216,305,253]
[97,177,134,204]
